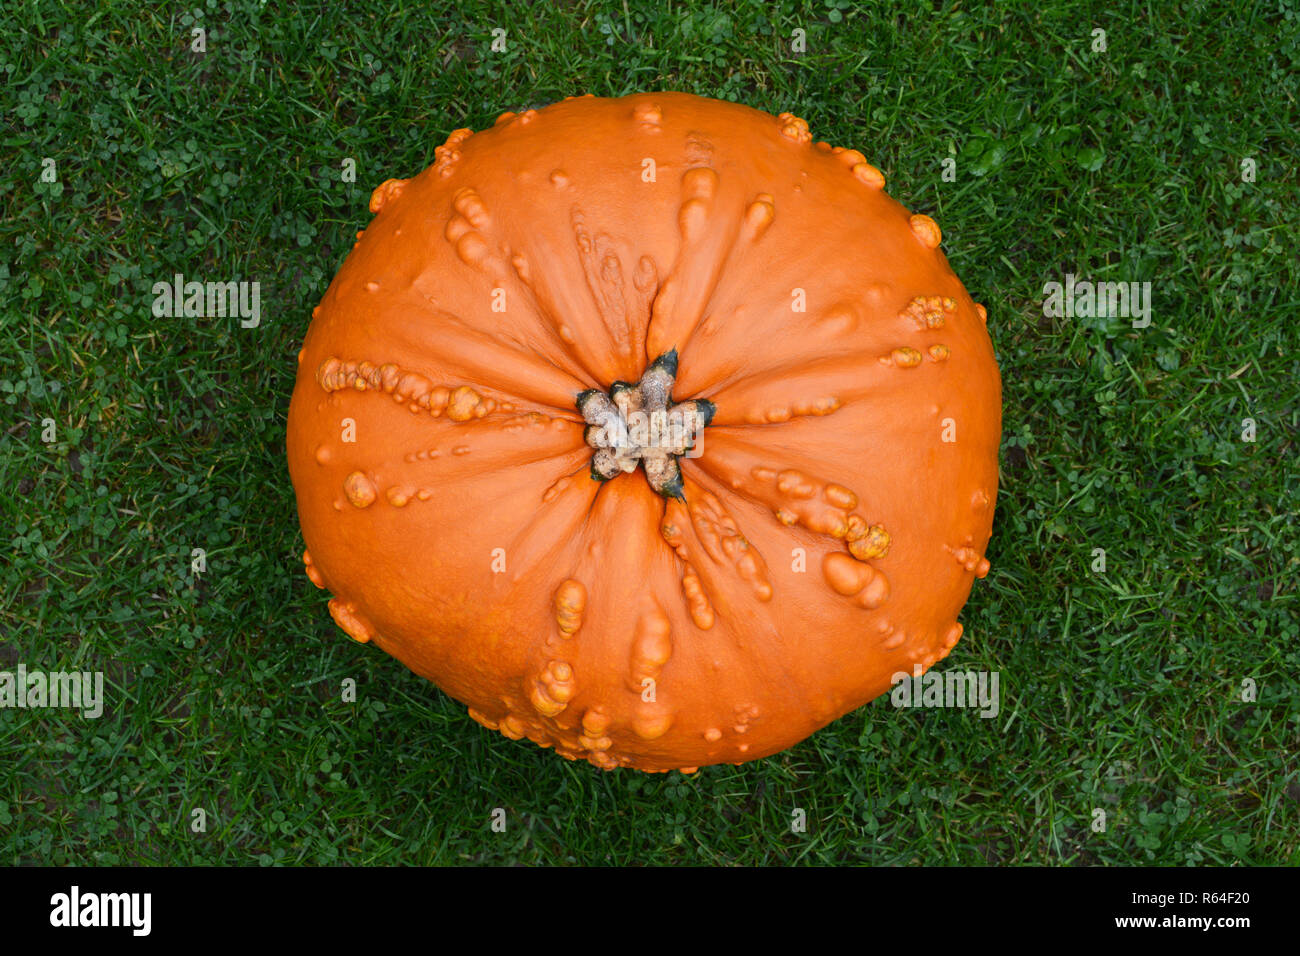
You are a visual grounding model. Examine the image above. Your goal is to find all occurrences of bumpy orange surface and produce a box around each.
[286,92,1001,772]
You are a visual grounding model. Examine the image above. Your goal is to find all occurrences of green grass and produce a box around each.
[1,0,1297,865]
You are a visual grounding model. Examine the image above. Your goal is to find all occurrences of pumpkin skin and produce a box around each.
[286,92,1001,773]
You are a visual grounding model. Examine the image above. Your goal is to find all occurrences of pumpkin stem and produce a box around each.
[577,351,711,499]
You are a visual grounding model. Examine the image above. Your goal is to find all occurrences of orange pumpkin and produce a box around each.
[286,92,1001,772]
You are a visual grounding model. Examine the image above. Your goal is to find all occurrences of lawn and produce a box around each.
[1,0,1297,865]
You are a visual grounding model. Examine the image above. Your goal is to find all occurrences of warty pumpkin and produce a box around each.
[286,92,1001,772]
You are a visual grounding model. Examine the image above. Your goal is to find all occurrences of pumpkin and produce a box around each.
[286,92,1001,772]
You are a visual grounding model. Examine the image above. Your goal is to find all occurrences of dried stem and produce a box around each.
[577,349,713,500]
